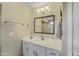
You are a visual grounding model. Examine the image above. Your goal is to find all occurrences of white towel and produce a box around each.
[56,22,62,39]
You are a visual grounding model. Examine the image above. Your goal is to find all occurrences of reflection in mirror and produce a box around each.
[34,15,55,34]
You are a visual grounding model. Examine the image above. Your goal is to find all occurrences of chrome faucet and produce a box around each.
[40,35,44,40]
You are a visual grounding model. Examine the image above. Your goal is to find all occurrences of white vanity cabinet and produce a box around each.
[23,41,61,56]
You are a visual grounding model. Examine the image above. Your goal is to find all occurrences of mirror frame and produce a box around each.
[34,15,55,34]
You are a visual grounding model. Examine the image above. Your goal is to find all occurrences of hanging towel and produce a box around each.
[56,22,63,39]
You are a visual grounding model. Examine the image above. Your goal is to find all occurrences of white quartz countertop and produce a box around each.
[23,37,62,51]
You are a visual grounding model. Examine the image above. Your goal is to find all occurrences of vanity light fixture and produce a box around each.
[36,6,49,15]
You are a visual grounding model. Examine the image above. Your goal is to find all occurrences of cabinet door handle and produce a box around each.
[26,48,28,51]
[50,52,56,55]
[33,51,36,56]
[36,52,38,56]
[33,51,38,56]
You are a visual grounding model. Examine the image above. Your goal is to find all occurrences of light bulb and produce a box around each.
[41,8,44,11]
[45,6,49,10]
[37,9,40,13]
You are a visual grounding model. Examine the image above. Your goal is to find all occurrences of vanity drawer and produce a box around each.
[46,48,61,56]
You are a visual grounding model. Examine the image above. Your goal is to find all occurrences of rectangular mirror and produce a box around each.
[34,15,55,34]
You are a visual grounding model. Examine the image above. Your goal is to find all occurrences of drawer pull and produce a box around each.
[36,52,38,56]
[50,52,56,55]
[33,51,36,56]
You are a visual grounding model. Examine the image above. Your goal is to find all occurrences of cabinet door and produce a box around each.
[29,43,45,56]
[28,43,36,56]
[23,41,29,56]
[34,45,45,56]
[46,48,61,56]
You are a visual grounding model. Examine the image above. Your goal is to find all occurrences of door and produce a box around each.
[34,45,45,56]
[73,3,79,56]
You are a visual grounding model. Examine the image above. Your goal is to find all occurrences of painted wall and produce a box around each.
[32,2,63,39]
[0,4,1,55]
[1,3,32,56]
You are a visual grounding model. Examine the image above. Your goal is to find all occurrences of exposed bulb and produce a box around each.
[37,9,40,12]
[41,8,44,11]
[45,6,49,11]
[45,6,49,9]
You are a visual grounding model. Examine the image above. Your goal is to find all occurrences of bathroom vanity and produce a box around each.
[22,37,62,56]
[22,15,62,56]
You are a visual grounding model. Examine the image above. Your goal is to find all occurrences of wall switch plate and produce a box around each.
[9,32,14,37]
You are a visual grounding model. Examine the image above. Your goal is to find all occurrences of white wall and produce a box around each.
[0,4,1,55]
[32,2,63,38]
[1,3,32,56]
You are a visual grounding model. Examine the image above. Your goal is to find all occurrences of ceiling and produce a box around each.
[22,2,50,8]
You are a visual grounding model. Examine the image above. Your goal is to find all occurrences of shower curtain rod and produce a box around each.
[4,21,24,25]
